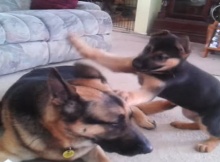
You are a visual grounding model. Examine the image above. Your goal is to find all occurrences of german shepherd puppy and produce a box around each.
[0,63,155,162]
[69,31,220,153]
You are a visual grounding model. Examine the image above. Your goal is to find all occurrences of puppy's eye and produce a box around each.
[179,47,184,53]
[144,45,152,53]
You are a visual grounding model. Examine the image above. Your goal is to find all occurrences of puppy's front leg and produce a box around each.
[136,100,176,115]
[82,145,110,162]
[121,74,166,106]
[126,88,156,106]
[69,35,135,73]
[131,106,156,130]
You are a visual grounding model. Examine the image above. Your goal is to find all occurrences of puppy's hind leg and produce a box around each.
[82,145,110,162]
[170,108,200,130]
[170,121,200,130]
[196,115,220,153]
[131,106,156,130]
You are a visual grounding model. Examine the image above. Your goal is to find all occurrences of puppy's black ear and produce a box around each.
[178,36,191,59]
[151,30,171,37]
[47,68,77,105]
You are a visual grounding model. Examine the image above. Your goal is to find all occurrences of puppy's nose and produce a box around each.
[132,58,142,69]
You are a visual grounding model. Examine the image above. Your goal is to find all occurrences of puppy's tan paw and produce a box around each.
[196,143,213,153]
[130,106,156,130]
[195,138,220,153]
[139,118,156,130]
[114,90,132,102]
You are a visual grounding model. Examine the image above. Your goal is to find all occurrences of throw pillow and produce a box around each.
[31,0,78,10]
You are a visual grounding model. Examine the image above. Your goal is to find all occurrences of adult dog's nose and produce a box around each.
[94,126,153,156]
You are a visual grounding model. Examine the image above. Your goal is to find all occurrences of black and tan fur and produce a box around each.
[69,31,220,153]
[0,63,163,162]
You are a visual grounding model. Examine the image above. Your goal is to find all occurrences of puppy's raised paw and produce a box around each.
[69,34,96,59]
[114,90,131,102]
[115,90,140,106]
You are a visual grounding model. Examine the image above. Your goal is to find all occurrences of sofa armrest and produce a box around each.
[76,1,101,10]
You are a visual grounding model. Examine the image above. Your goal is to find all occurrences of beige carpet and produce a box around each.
[1,31,220,162]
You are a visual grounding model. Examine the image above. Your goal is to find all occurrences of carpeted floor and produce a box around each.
[1,31,220,162]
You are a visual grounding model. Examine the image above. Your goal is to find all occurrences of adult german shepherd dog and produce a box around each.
[0,63,170,162]
[70,30,220,153]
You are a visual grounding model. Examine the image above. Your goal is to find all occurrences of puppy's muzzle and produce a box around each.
[132,57,143,70]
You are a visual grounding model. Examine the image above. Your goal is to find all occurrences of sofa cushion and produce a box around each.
[0,10,112,44]
[31,0,78,10]
[0,0,31,12]
[0,35,111,75]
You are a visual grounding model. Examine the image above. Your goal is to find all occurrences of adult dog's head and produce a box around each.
[132,30,191,74]
[46,65,152,155]
[43,64,153,156]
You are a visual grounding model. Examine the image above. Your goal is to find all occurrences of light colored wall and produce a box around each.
[134,0,162,34]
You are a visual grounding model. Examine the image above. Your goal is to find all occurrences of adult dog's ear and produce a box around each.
[178,35,191,59]
[48,68,77,105]
[74,63,107,83]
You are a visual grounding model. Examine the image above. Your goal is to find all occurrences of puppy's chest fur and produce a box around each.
[148,61,220,115]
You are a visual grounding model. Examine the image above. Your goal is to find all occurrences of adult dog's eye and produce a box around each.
[109,115,125,127]
[118,114,125,122]
[84,117,120,126]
